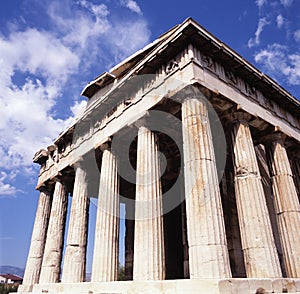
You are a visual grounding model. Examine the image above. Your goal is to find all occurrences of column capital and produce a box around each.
[180,84,208,100]
[99,139,112,152]
[263,132,286,146]
[73,157,90,171]
[38,182,52,194]
[52,173,65,183]
[232,111,252,124]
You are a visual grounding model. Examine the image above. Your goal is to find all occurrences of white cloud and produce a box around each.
[0,172,19,196]
[248,17,270,48]
[0,0,151,195]
[256,0,267,8]
[0,28,79,85]
[120,0,143,15]
[49,1,111,49]
[294,30,300,42]
[105,19,151,62]
[48,1,149,64]
[280,0,293,8]
[254,43,300,85]
[0,28,79,168]
[71,100,88,117]
[276,14,284,28]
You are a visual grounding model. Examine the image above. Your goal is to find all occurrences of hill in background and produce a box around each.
[0,266,24,277]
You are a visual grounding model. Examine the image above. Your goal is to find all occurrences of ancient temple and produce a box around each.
[18,18,300,293]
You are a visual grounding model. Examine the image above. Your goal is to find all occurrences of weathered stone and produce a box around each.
[133,126,165,280]
[39,179,68,283]
[221,168,246,278]
[266,133,300,278]
[230,112,282,278]
[91,146,119,282]
[20,187,52,290]
[181,94,231,279]
[61,165,89,283]
[248,279,272,294]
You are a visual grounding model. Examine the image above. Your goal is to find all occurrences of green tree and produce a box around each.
[0,284,18,294]
[118,263,125,281]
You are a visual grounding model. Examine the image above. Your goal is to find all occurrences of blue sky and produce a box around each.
[0,0,299,272]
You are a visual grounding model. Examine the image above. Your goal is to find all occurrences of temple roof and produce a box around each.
[54,17,300,145]
[81,23,180,98]
[81,17,300,115]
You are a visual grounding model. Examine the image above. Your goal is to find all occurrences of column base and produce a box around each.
[17,278,300,294]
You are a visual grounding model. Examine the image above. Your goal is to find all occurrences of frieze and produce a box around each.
[225,69,237,85]
[190,44,299,131]
[166,59,179,75]
[36,44,300,180]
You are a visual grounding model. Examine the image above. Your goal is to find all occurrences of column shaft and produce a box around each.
[221,169,246,278]
[133,126,165,280]
[61,165,89,283]
[21,187,52,290]
[39,180,68,283]
[182,96,231,279]
[231,115,281,278]
[91,148,119,282]
[267,136,300,277]
[289,152,300,198]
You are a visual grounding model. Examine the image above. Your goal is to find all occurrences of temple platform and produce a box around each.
[18,278,300,294]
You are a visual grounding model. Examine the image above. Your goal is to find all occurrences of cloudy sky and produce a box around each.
[0,0,299,272]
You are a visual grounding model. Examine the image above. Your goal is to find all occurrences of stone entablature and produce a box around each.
[36,41,300,188]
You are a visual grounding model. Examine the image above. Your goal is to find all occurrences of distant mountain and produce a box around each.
[0,266,24,277]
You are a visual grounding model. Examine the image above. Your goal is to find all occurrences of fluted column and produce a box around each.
[61,164,90,283]
[133,126,165,280]
[266,133,300,278]
[221,169,246,278]
[181,95,231,279]
[39,179,68,283]
[20,186,52,291]
[289,150,300,198]
[230,112,282,278]
[91,144,119,282]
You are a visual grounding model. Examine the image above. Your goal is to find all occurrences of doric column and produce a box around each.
[61,164,90,283]
[39,179,68,284]
[266,133,300,278]
[181,94,231,279]
[20,186,52,291]
[133,126,165,280]
[255,144,285,274]
[221,169,246,278]
[230,112,282,278]
[91,144,119,282]
[289,150,300,198]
